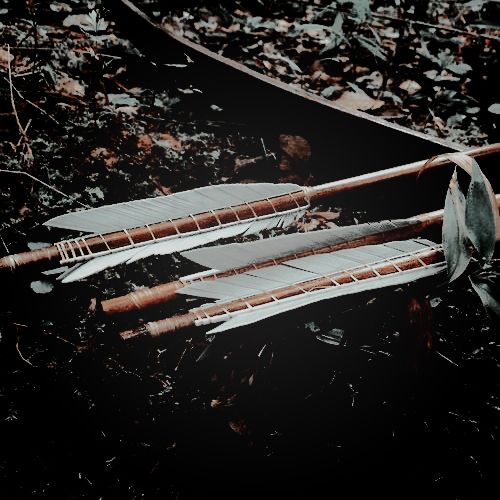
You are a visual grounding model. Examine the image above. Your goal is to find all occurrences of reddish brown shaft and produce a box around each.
[308,143,500,200]
[0,190,308,272]
[103,209,443,315]
[1,144,497,273]
[120,247,445,341]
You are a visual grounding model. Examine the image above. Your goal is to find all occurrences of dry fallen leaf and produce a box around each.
[151,176,173,196]
[228,419,247,435]
[155,133,183,152]
[279,134,311,161]
[297,218,320,232]
[312,211,340,221]
[137,134,153,152]
[334,90,384,111]
[50,2,72,12]
[90,147,118,168]
[0,48,14,69]
[56,76,85,97]
[399,80,422,95]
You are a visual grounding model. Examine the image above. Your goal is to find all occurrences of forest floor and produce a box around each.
[0,1,499,499]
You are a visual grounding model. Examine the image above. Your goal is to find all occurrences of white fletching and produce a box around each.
[59,247,141,283]
[206,261,445,334]
[58,211,300,282]
[181,219,416,271]
[44,183,303,233]
[179,239,439,301]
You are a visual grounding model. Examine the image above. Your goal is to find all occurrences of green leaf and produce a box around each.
[320,14,345,54]
[358,35,387,61]
[442,169,471,281]
[441,153,499,263]
[465,159,498,262]
[488,103,500,115]
[446,62,473,75]
[332,12,344,36]
[339,0,371,22]
[470,273,500,320]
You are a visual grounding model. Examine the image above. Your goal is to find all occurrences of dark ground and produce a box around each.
[0,1,499,499]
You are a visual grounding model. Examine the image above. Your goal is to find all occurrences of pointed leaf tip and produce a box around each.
[465,158,498,262]
[442,168,470,281]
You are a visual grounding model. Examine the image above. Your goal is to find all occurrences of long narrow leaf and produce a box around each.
[443,152,499,262]
[442,168,470,281]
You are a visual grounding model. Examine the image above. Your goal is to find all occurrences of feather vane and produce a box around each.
[44,183,303,233]
[181,219,416,271]
[176,239,446,333]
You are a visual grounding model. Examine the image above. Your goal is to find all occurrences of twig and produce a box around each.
[2,76,60,125]
[436,350,459,367]
[0,233,9,254]
[16,119,32,147]
[0,169,90,208]
[372,13,500,42]
[175,340,191,371]
[0,46,58,51]
[7,45,30,145]
[16,337,34,367]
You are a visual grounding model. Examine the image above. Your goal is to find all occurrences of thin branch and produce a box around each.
[372,13,500,42]
[16,119,31,148]
[6,45,30,144]
[0,233,9,254]
[16,337,34,367]
[2,76,60,125]
[0,169,90,208]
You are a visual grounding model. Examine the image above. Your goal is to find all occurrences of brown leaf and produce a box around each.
[297,218,320,232]
[90,147,118,169]
[334,90,384,111]
[312,211,340,221]
[279,135,311,161]
[151,176,173,196]
[137,134,153,152]
[56,76,85,97]
[228,419,247,435]
[155,133,182,152]
[210,395,236,408]
[399,80,422,95]
[0,48,14,69]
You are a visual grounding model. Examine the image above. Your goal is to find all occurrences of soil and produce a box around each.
[0,2,499,499]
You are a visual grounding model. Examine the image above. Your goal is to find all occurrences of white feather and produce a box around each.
[56,211,306,282]
[44,183,303,233]
[181,219,416,271]
[124,222,255,263]
[206,261,446,334]
[178,239,437,300]
[60,247,142,283]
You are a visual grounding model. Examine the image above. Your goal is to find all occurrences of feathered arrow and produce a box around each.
[101,193,500,315]
[120,238,448,340]
[0,144,497,282]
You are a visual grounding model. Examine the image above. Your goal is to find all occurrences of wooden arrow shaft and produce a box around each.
[120,246,445,341]
[308,143,500,200]
[1,144,498,273]
[0,190,308,272]
[102,209,443,315]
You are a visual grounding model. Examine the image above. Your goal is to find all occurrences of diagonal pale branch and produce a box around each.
[0,170,90,209]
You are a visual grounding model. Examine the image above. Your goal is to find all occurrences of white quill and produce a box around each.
[177,239,446,333]
[181,219,416,271]
[44,183,303,233]
[42,183,308,282]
